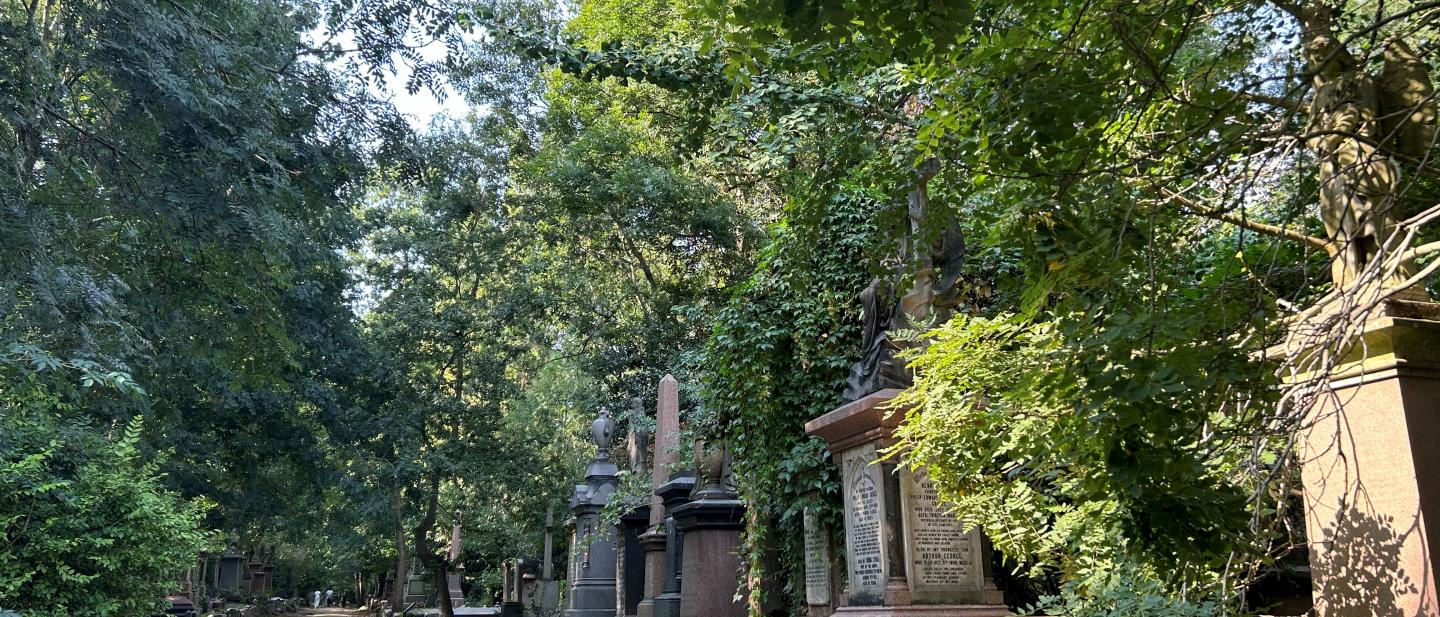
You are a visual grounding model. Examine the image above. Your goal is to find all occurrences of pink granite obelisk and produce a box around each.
[637,375,681,617]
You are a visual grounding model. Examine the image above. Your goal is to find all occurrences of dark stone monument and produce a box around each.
[652,470,696,617]
[617,417,652,617]
[565,408,620,617]
[216,531,245,593]
[673,440,746,617]
[501,559,524,617]
[843,159,962,404]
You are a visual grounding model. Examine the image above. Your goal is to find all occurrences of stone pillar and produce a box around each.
[566,408,621,617]
[502,559,524,617]
[1295,310,1440,616]
[805,389,1006,617]
[536,506,561,612]
[652,471,696,617]
[618,417,652,617]
[638,375,681,617]
[673,440,747,617]
[618,504,652,617]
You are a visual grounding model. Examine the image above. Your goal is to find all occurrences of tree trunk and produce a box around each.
[392,489,407,610]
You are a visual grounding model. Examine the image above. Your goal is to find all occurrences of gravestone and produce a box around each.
[535,506,561,612]
[803,507,834,616]
[673,440,746,617]
[216,532,245,592]
[805,389,1005,616]
[565,408,620,617]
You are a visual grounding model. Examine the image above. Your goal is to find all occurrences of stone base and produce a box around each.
[652,593,681,617]
[833,606,1010,617]
[677,526,745,617]
[1295,312,1440,616]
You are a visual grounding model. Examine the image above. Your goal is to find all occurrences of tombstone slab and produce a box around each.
[805,390,1005,616]
[803,506,834,616]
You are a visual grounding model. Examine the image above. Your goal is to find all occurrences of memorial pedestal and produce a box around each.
[566,411,621,617]
[1290,309,1440,616]
[618,504,652,617]
[673,491,746,617]
[652,473,695,617]
[805,390,1006,617]
[635,529,667,617]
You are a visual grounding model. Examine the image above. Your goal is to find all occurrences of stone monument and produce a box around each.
[617,414,652,617]
[216,531,245,593]
[638,375,682,617]
[652,467,695,617]
[1283,300,1440,616]
[803,505,836,617]
[673,439,746,617]
[806,390,1005,617]
[565,408,620,617]
[535,506,561,612]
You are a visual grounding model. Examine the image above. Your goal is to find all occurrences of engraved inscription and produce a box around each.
[802,507,831,605]
[902,468,983,593]
[841,444,885,602]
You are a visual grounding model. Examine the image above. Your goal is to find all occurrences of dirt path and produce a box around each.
[298,609,370,617]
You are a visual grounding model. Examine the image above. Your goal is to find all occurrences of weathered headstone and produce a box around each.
[673,440,746,617]
[802,507,833,616]
[805,389,1005,616]
[565,408,620,617]
[638,375,681,617]
[535,506,561,612]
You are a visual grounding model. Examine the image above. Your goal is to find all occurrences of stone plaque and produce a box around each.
[900,467,986,602]
[802,507,831,605]
[841,443,886,604]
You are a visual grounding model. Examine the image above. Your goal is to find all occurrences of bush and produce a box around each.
[0,407,209,616]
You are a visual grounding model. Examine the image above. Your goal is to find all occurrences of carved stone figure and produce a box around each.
[843,160,966,402]
[1302,7,1438,293]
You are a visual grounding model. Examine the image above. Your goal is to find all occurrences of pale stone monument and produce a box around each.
[1285,301,1440,616]
[638,375,682,617]
[565,408,620,617]
[805,389,1005,616]
[535,506,561,612]
[803,506,835,617]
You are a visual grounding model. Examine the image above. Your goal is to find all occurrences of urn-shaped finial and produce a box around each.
[692,438,733,500]
[591,408,615,458]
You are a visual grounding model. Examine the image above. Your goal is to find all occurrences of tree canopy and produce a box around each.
[3,0,1437,613]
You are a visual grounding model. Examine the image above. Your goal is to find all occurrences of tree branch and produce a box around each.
[1163,190,1331,250]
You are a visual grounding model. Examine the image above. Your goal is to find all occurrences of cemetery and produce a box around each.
[3,0,1439,616]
